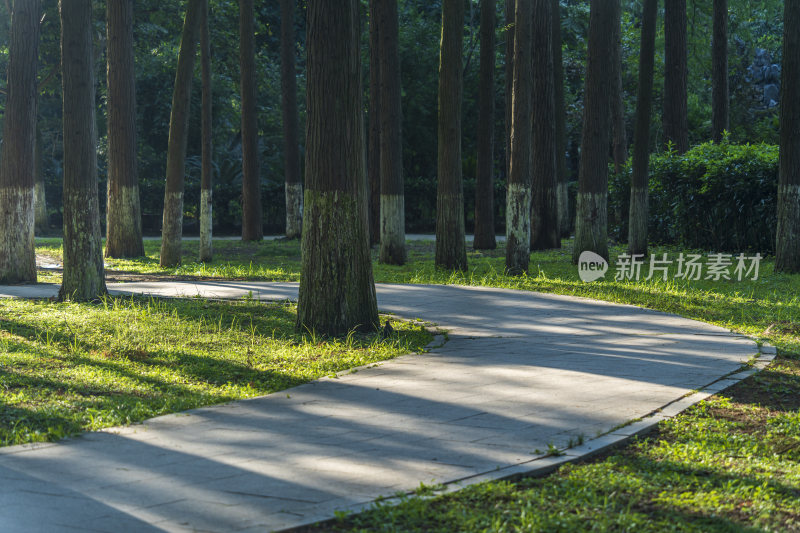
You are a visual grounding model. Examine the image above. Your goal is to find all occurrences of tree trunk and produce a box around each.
[553,0,569,238]
[505,0,531,275]
[367,0,381,246]
[58,0,106,301]
[664,0,688,153]
[199,0,213,262]
[531,0,560,250]
[34,127,48,235]
[610,7,628,172]
[711,0,729,142]
[435,0,467,271]
[281,0,302,240]
[473,0,496,251]
[240,0,263,241]
[572,0,618,263]
[776,0,800,273]
[504,0,514,185]
[160,0,202,267]
[377,0,406,265]
[628,0,658,257]
[297,0,379,336]
[106,0,144,259]
[0,0,39,283]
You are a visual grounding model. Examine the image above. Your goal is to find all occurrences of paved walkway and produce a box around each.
[0,281,761,532]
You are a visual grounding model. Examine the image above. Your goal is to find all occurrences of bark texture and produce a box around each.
[776,0,800,272]
[628,0,658,256]
[281,0,302,239]
[297,0,378,336]
[377,0,406,265]
[0,0,39,283]
[435,0,467,271]
[610,7,628,172]
[240,0,263,241]
[367,0,381,246]
[58,0,106,300]
[34,128,48,235]
[106,0,144,258]
[553,0,569,238]
[199,0,213,262]
[473,0,496,251]
[531,0,560,250]
[160,0,202,267]
[572,0,618,263]
[505,0,532,275]
[664,0,688,153]
[712,0,729,142]
[504,0,514,183]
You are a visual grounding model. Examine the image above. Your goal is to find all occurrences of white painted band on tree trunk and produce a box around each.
[285,182,303,238]
[199,188,213,260]
[380,193,405,246]
[34,181,47,230]
[574,191,608,260]
[778,184,800,196]
[162,191,184,231]
[0,187,36,281]
[107,185,142,231]
[506,182,531,245]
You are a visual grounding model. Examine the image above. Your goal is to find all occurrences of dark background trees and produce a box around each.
[0,0,789,246]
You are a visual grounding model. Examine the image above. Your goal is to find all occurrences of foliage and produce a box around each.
[0,295,432,446]
[609,141,778,253]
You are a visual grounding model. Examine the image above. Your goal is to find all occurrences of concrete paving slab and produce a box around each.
[0,281,759,531]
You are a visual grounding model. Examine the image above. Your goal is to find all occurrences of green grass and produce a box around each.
[27,236,800,530]
[0,295,432,446]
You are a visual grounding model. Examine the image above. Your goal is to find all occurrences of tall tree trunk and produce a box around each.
[34,127,48,235]
[531,0,560,250]
[160,0,202,267]
[776,0,800,273]
[505,0,531,274]
[435,0,467,271]
[377,0,406,264]
[473,0,496,251]
[240,0,263,241]
[281,0,302,240]
[298,0,378,336]
[628,0,658,257]
[504,0,514,185]
[553,0,569,238]
[572,0,618,263]
[367,0,381,246]
[711,0,729,142]
[199,0,213,262]
[0,0,39,283]
[106,0,144,259]
[610,8,628,172]
[664,0,688,153]
[58,0,106,300]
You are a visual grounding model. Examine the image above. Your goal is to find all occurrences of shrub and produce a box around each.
[609,141,778,253]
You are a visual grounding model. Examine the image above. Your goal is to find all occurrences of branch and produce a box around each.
[37,63,59,92]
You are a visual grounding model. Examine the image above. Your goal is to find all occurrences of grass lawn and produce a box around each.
[22,236,800,530]
[0,295,432,446]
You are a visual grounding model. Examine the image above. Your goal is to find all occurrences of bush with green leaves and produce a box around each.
[610,141,778,253]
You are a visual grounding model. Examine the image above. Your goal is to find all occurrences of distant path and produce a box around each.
[0,281,762,532]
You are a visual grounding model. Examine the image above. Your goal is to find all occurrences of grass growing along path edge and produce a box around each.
[22,237,800,530]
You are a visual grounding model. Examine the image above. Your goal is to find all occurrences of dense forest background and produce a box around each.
[0,0,787,235]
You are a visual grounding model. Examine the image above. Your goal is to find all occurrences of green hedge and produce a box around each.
[609,141,778,253]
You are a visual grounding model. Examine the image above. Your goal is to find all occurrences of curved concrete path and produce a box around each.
[0,282,765,532]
